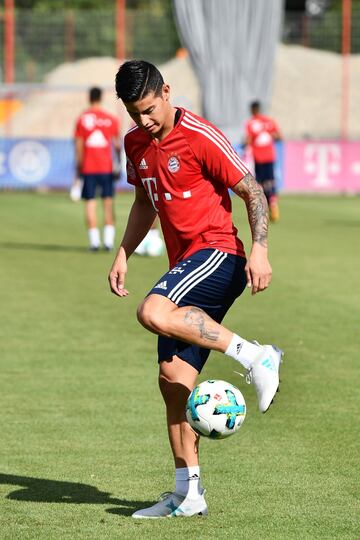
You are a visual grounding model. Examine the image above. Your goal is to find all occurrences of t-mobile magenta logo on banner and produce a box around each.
[284,142,360,193]
[304,144,341,188]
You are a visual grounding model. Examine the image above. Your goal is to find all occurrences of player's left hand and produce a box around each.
[245,243,272,295]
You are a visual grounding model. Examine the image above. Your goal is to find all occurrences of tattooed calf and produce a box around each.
[183,307,219,342]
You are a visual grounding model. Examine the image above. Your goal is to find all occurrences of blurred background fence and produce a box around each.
[0,2,181,83]
[283,7,360,52]
[1,3,360,83]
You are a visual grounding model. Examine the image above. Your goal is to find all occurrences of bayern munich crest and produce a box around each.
[167,155,180,173]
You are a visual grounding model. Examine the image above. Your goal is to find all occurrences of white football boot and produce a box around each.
[247,343,283,413]
[132,490,208,519]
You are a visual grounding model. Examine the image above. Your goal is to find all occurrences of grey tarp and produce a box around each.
[173,0,283,144]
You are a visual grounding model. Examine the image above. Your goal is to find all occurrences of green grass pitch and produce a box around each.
[0,191,359,539]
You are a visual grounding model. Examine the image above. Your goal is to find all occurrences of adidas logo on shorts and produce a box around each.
[154,280,167,290]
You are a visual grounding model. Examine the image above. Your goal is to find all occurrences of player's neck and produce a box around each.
[153,106,177,143]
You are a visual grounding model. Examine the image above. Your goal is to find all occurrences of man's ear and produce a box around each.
[162,84,171,101]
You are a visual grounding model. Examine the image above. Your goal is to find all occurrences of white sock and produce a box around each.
[88,227,100,248]
[175,466,201,499]
[103,224,115,248]
[225,333,262,369]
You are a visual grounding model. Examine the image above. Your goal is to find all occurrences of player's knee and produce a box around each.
[137,298,167,333]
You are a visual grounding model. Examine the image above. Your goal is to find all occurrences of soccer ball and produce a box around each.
[146,235,165,257]
[134,232,164,257]
[186,380,246,439]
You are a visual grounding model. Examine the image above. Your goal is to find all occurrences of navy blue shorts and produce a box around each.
[81,173,114,200]
[254,162,275,183]
[148,249,247,373]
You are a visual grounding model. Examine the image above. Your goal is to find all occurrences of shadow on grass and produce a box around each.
[0,473,155,517]
[0,241,89,253]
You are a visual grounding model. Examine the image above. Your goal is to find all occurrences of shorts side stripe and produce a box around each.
[169,251,225,303]
[172,252,227,304]
[170,251,228,304]
[167,249,221,301]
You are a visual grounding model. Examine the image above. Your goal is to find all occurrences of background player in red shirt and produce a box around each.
[108,61,283,518]
[245,101,282,222]
[74,87,121,251]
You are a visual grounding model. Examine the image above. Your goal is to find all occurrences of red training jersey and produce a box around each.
[245,113,280,164]
[125,108,250,268]
[75,107,120,174]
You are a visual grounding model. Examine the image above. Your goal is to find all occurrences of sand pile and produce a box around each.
[2,45,359,139]
[2,55,200,138]
[271,45,360,139]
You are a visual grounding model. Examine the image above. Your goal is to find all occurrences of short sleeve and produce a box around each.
[126,157,141,186]
[193,126,249,188]
[74,116,84,138]
[124,136,142,186]
[270,119,280,137]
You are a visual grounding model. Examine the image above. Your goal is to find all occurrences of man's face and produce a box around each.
[124,85,170,137]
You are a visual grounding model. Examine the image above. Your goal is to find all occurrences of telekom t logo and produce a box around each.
[304,144,341,188]
[142,177,159,211]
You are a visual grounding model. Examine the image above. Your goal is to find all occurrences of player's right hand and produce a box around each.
[108,250,129,297]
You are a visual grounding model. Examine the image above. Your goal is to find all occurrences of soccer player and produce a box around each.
[245,101,282,222]
[74,87,121,251]
[108,61,283,518]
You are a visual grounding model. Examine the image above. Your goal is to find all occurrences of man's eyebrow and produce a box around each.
[127,105,154,115]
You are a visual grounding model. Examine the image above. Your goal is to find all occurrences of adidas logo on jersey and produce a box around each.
[154,280,167,290]
[139,158,148,169]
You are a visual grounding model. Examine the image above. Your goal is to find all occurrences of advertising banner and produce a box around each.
[284,141,360,193]
[0,137,129,190]
[1,138,360,193]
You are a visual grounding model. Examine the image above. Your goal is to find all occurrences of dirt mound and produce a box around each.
[2,56,200,138]
[271,45,360,139]
[2,45,359,139]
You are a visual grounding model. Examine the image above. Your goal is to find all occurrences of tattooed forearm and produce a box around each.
[233,172,269,248]
[183,307,220,342]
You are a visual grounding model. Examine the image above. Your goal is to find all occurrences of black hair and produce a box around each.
[115,60,164,102]
[250,100,261,112]
[89,87,102,103]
